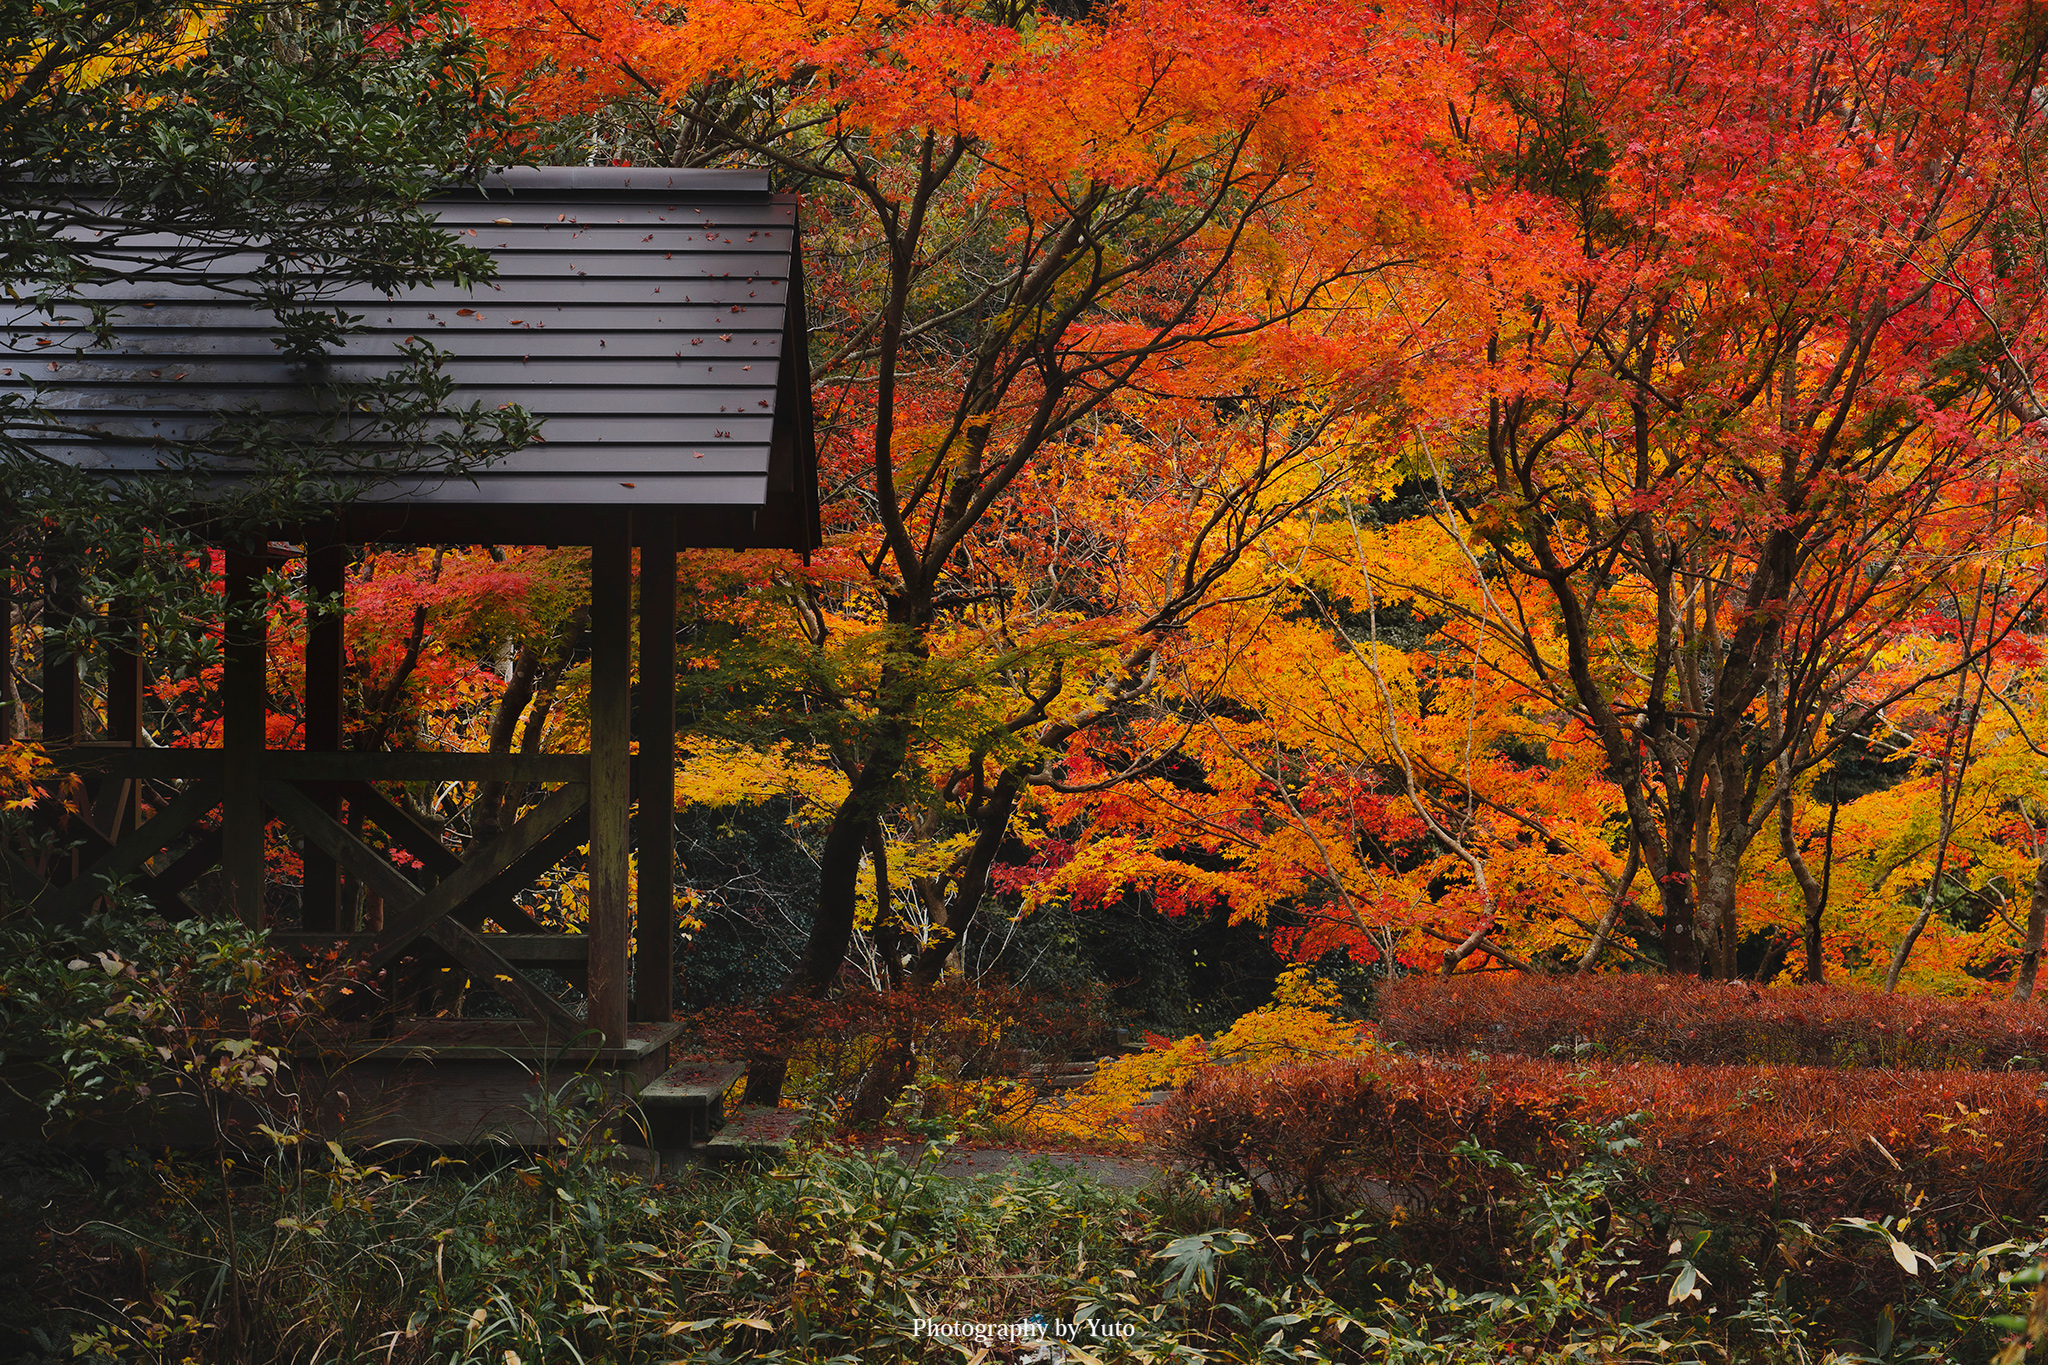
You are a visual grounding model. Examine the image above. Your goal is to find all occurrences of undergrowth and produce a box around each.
[6,936,2048,1363]
[6,1109,2047,1364]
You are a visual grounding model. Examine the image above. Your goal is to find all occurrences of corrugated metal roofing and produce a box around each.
[0,167,818,548]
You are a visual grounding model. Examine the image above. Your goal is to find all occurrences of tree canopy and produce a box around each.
[8,0,2048,1009]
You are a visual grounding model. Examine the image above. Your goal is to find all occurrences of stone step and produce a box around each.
[698,1104,805,1166]
[636,1059,746,1148]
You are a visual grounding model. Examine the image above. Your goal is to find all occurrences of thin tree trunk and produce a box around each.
[495,605,586,829]
[1886,677,1981,993]
[868,820,906,990]
[908,766,1026,987]
[1577,840,1642,972]
[2015,856,2046,1003]
[1785,773,1851,986]
[740,1057,788,1107]
[358,605,426,751]
[1801,778,1839,983]
[1884,789,1959,994]
[800,731,913,992]
[1777,668,1835,984]
[473,641,541,842]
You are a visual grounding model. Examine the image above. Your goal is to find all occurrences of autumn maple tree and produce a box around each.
[1238,0,2048,981]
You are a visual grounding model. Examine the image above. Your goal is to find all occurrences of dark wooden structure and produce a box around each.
[0,168,817,1141]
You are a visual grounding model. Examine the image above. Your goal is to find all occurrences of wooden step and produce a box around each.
[637,1059,746,1148]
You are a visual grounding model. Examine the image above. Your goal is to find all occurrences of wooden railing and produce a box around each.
[7,749,600,1040]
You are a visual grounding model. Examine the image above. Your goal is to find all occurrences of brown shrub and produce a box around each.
[1150,1053,2048,1232]
[1377,973,2048,1069]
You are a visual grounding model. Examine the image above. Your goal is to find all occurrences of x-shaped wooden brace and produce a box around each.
[7,782,221,923]
[262,781,592,1036]
[318,781,549,934]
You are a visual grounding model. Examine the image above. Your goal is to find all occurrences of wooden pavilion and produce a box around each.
[0,168,818,1144]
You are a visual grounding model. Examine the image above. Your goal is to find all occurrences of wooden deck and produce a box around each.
[3,1020,690,1149]
[295,1020,687,1146]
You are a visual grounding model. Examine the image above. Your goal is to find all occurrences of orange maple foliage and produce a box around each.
[463,0,1494,1011]
[1003,0,2048,990]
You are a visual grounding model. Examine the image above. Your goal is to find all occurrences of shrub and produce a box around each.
[14,1118,1145,1364]
[1150,1051,2048,1324]
[1111,1130,2048,1364]
[15,1095,2048,1363]
[0,912,306,1137]
[1377,973,2048,1069]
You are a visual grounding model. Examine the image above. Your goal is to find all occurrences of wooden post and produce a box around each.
[586,523,632,1046]
[41,545,82,744]
[0,551,14,744]
[221,552,268,927]
[302,543,346,931]
[104,604,143,747]
[634,515,677,1024]
[96,597,146,840]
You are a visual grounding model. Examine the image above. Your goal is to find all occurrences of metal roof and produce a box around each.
[0,167,819,549]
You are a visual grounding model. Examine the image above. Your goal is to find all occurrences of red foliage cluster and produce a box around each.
[1376,973,2048,1069]
[1152,1054,2048,1235]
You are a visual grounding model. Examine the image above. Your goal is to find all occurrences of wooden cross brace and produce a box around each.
[5,781,218,922]
[263,780,593,1037]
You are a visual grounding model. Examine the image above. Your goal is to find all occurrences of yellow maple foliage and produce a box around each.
[1023,968,1373,1144]
[0,741,52,813]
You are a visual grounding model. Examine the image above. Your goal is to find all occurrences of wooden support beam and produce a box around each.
[135,826,219,911]
[42,748,224,781]
[423,919,586,1037]
[328,780,547,933]
[266,778,589,1032]
[104,603,143,747]
[26,779,114,891]
[88,777,133,844]
[56,748,589,784]
[333,781,457,886]
[634,516,677,1024]
[267,778,588,971]
[19,788,205,922]
[269,752,594,783]
[43,782,223,923]
[221,553,268,926]
[274,931,590,966]
[302,543,346,932]
[461,800,591,922]
[267,779,418,908]
[1,551,15,743]
[587,525,632,1046]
